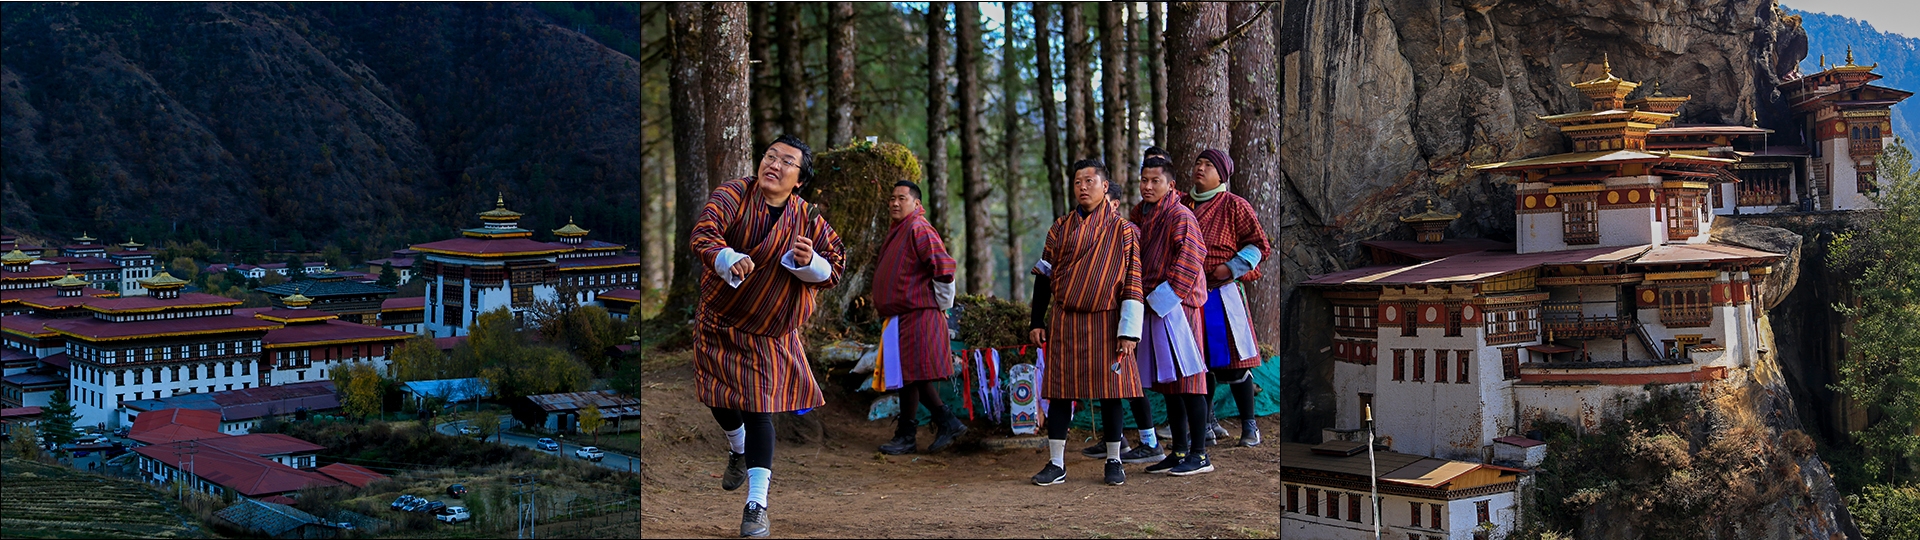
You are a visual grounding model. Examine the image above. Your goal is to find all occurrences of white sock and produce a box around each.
[1138,429,1157,449]
[1048,439,1065,467]
[726,427,745,455]
[746,467,771,508]
[1106,441,1123,462]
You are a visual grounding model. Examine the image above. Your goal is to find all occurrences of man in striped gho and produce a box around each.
[873,180,966,455]
[1183,148,1273,447]
[689,134,847,538]
[1028,158,1145,487]
[1130,155,1216,476]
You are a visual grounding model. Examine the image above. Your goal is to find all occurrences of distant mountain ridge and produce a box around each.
[1,3,639,257]
[1788,6,1920,148]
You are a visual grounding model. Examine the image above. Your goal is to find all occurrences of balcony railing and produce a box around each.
[1542,302,1632,339]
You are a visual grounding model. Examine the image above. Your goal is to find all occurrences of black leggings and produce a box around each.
[709,407,775,469]
[895,380,954,437]
[1045,398,1124,443]
[1162,392,1210,454]
[1127,396,1153,431]
[1207,368,1258,421]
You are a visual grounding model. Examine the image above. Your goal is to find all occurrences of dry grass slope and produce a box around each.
[0,457,208,539]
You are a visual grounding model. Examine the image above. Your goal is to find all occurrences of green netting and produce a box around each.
[906,354,1283,430]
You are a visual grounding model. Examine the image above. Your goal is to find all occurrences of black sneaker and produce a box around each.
[1169,453,1215,476]
[1031,462,1067,486]
[1144,451,1187,474]
[927,418,968,452]
[878,435,917,455]
[722,452,747,491]
[740,502,769,537]
[1119,444,1164,464]
[1238,419,1262,447]
[1081,442,1130,458]
[1104,459,1126,486]
[1210,421,1230,441]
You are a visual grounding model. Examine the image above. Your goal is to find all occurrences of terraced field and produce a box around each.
[0,458,208,539]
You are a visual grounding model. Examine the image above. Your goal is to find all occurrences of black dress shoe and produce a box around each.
[878,435,917,455]
[740,502,769,537]
[927,418,968,452]
[722,452,747,491]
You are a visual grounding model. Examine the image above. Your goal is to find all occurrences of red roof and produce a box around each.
[596,288,642,303]
[38,257,119,271]
[37,353,69,370]
[135,442,342,497]
[412,237,569,257]
[13,286,118,310]
[558,253,641,270]
[46,314,279,342]
[0,313,59,336]
[210,433,325,457]
[1361,239,1512,263]
[130,408,226,445]
[263,320,412,347]
[381,297,425,311]
[1304,245,1650,287]
[0,406,43,418]
[1630,243,1782,266]
[86,293,243,314]
[315,463,388,488]
[0,264,70,281]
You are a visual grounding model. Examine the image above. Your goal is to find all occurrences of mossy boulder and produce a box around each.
[951,294,1031,351]
[800,140,923,330]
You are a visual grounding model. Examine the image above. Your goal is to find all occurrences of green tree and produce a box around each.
[389,335,448,382]
[331,363,383,421]
[9,423,40,459]
[1830,139,1920,483]
[376,262,400,288]
[1850,483,1920,540]
[471,410,502,443]
[168,256,199,282]
[258,271,286,287]
[285,256,307,280]
[320,244,348,270]
[578,404,605,444]
[39,390,79,449]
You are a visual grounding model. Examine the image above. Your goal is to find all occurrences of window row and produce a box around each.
[1391,349,1473,384]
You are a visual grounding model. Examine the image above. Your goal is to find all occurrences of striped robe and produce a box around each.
[1187,191,1271,369]
[872,207,957,382]
[690,177,846,412]
[1033,202,1144,400]
[1130,192,1209,395]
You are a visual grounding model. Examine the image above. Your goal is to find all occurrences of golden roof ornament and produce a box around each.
[478,192,525,220]
[282,293,314,307]
[139,271,188,289]
[1400,198,1462,223]
[1845,45,1854,66]
[52,274,89,288]
[75,231,96,242]
[2,249,35,264]
[553,216,590,237]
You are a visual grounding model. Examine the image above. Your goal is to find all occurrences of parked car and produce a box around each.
[575,446,604,462]
[458,425,477,436]
[391,495,419,511]
[401,498,430,513]
[436,506,471,524]
[537,438,560,451]
[446,484,466,498]
[418,501,446,514]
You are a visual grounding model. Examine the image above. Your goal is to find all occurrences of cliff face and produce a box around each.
[0,3,639,253]
[1268,0,1853,536]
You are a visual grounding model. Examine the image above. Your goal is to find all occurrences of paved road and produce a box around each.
[435,421,637,474]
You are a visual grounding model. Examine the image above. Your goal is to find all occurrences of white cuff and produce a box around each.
[933,281,956,310]
[1032,259,1053,277]
[1118,299,1144,340]
[1227,245,1263,279]
[1146,282,1180,316]
[714,248,749,288]
[781,250,833,283]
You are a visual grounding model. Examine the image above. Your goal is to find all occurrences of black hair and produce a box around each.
[1069,158,1108,182]
[1140,156,1173,175]
[893,180,923,200]
[769,134,815,185]
[1144,146,1170,159]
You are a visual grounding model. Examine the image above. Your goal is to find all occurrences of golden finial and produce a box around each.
[1845,46,1855,66]
[1750,110,1759,127]
[496,192,506,208]
[1819,54,1826,68]
[1602,53,1612,77]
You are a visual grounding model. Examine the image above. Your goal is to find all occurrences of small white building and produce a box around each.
[1283,441,1523,540]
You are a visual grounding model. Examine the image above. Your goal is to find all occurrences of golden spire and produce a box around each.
[1819,54,1826,68]
[282,292,314,307]
[1845,45,1855,66]
[1602,53,1612,77]
[52,274,88,288]
[1750,109,1759,127]
[496,192,506,208]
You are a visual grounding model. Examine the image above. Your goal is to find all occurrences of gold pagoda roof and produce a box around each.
[1830,45,1878,73]
[1571,54,1640,95]
[2,249,36,264]
[51,274,89,287]
[553,217,590,237]
[478,193,525,220]
[119,238,145,249]
[74,231,96,242]
[139,272,189,289]
[282,293,314,306]
[1400,199,1462,224]
[1537,109,1675,125]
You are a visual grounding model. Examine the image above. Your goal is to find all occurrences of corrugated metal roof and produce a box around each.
[525,389,640,412]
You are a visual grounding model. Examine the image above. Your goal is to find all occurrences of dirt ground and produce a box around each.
[639,360,1281,539]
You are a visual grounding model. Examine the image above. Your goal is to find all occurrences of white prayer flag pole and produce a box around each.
[1368,404,1380,540]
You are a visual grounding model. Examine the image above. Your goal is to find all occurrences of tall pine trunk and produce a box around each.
[1148,2,1166,147]
[1002,2,1024,302]
[660,3,709,322]
[637,3,657,296]
[1099,3,1130,210]
[1229,2,1284,350]
[702,3,752,187]
[777,3,809,143]
[1033,2,1064,218]
[826,2,858,148]
[925,2,952,240]
[1165,2,1228,194]
[956,2,990,296]
[748,3,774,151]
[1125,2,1142,179]
[1062,3,1089,162]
